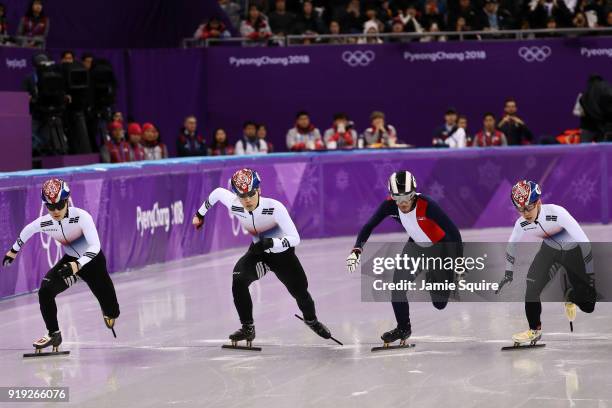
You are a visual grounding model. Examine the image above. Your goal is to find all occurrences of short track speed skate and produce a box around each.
[23,331,70,358]
[501,329,546,351]
[104,315,117,338]
[371,326,415,352]
[294,314,343,345]
[222,324,261,351]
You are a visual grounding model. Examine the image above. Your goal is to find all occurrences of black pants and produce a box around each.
[525,244,596,330]
[392,242,461,329]
[38,251,120,333]
[232,247,316,325]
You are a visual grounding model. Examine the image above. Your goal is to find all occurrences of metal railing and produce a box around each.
[0,34,46,49]
[183,27,612,48]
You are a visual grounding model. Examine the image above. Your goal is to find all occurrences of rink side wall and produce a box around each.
[0,145,609,298]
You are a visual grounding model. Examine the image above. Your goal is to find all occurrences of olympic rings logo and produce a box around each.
[342,50,375,67]
[518,46,552,62]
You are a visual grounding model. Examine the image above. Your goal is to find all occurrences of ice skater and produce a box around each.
[498,180,596,348]
[346,171,463,349]
[193,168,337,349]
[3,179,120,356]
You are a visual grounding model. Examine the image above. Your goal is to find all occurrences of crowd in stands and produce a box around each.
[192,0,612,43]
[0,0,49,47]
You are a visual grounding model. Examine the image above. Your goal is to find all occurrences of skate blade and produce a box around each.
[222,344,261,352]
[23,350,70,358]
[371,343,416,352]
[501,343,546,351]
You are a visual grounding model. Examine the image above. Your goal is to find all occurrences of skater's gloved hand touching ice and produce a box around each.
[57,262,80,287]
[3,250,17,267]
[192,212,204,230]
[250,238,274,254]
[346,248,361,273]
[495,270,513,294]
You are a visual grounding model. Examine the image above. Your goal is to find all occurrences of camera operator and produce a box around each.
[497,98,533,145]
[60,50,93,154]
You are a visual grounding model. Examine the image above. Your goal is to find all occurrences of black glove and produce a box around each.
[250,238,274,254]
[495,270,513,294]
[57,263,74,279]
[3,251,16,267]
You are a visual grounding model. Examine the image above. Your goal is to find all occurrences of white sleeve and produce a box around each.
[235,140,245,155]
[12,217,43,252]
[197,188,235,216]
[457,128,467,148]
[505,220,524,272]
[76,211,101,268]
[271,202,300,250]
[259,139,268,154]
[555,205,592,270]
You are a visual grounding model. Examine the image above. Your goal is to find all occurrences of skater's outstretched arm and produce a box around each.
[347,200,397,273]
[498,220,525,293]
[193,188,236,229]
[4,217,44,266]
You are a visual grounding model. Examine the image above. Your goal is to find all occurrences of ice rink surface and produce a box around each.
[1,226,612,408]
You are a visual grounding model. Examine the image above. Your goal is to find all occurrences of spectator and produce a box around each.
[194,17,230,42]
[398,4,424,33]
[0,3,7,38]
[294,1,325,34]
[363,5,384,32]
[81,53,94,70]
[142,123,169,160]
[578,75,612,142]
[257,124,274,153]
[324,113,357,149]
[389,19,410,42]
[448,0,477,30]
[240,5,272,43]
[529,0,573,28]
[359,20,384,44]
[208,128,235,156]
[177,115,206,157]
[363,111,398,147]
[421,0,446,30]
[218,0,241,30]
[127,123,145,161]
[574,0,605,27]
[474,0,515,30]
[572,11,589,28]
[432,108,467,148]
[60,50,74,64]
[605,10,612,27]
[268,0,296,35]
[100,121,131,163]
[17,0,49,48]
[235,121,268,155]
[327,20,347,43]
[458,115,472,145]
[286,111,324,151]
[339,0,364,34]
[471,113,508,146]
[498,98,534,145]
[421,22,446,42]
[112,111,124,123]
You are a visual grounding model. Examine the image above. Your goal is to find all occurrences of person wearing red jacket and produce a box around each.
[323,113,357,149]
[286,111,324,152]
[142,123,169,160]
[127,123,145,161]
[471,113,508,147]
[194,17,230,42]
[100,121,131,163]
[240,5,272,42]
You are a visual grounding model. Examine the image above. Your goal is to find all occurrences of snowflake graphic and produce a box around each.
[297,166,319,207]
[570,174,597,206]
[525,156,537,170]
[552,166,567,182]
[327,199,339,216]
[358,204,375,224]
[427,181,445,201]
[478,160,502,190]
[335,169,350,191]
[459,186,471,200]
